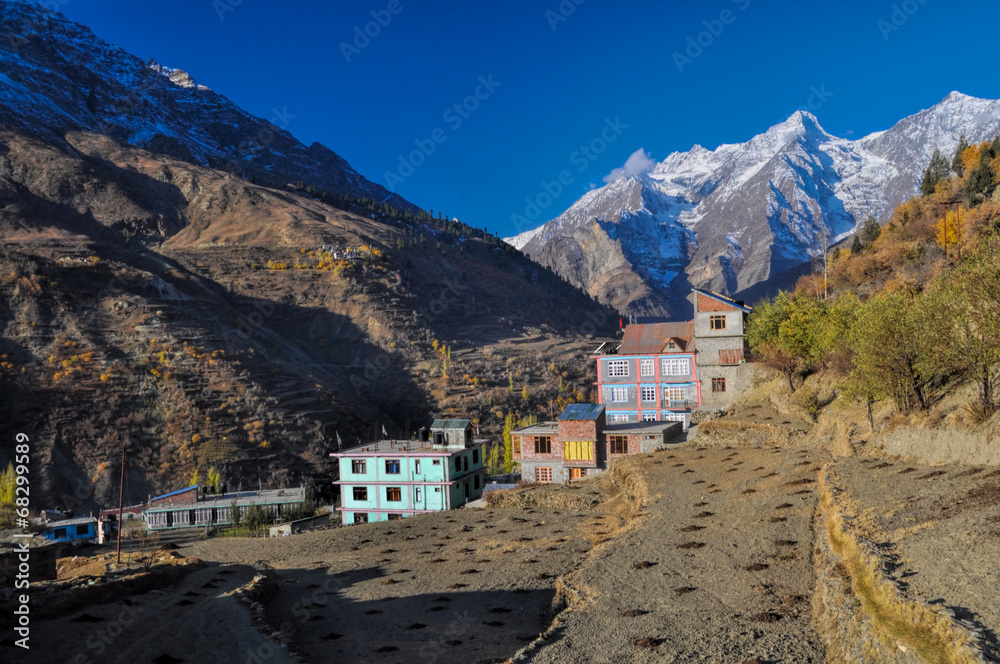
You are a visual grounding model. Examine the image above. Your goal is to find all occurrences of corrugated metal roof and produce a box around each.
[593,340,621,355]
[45,517,97,528]
[150,485,198,502]
[558,403,605,421]
[619,322,695,355]
[430,419,471,430]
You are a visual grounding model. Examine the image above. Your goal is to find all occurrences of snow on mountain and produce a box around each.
[0,0,414,209]
[147,62,210,91]
[508,93,1000,316]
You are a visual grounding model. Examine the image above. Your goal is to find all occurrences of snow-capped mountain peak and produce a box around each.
[508,92,1000,316]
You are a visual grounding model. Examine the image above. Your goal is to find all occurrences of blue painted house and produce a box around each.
[42,517,101,543]
[330,419,487,525]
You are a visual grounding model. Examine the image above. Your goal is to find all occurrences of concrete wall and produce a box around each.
[697,364,756,409]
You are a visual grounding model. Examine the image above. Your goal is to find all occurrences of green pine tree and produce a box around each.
[953,134,969,177]
[850,234,863,254]
[964,152,995,207]
[860,216,881,248]
[920,148,951,196]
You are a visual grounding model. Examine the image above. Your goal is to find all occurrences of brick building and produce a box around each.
[592,288,753,427]
[512,404,681,484]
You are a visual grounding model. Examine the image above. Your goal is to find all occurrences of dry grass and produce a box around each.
[817,471,981,664]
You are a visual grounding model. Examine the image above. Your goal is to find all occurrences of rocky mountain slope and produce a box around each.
[509,92,1000,316]
[0,0,410,208]
[0,2,615,510]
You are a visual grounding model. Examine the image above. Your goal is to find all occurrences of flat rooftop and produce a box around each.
[511,422,560,436]
[331,438,489,456]
[146,486,306,512]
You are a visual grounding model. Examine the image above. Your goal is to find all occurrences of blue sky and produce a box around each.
[57,0,1000,238]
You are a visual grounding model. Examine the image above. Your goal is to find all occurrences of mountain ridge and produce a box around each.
[0,0,413,210]
[508,91,1000,316]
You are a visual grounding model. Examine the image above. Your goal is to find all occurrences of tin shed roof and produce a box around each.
[619,322,695,355]
[430,419,471,430]
[558,403,605,421]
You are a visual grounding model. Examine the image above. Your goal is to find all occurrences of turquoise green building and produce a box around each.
[331,419,486,524]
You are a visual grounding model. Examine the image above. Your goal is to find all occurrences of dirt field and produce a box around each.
[524,445,828,663]
[14,427,1000,663]
[831,457,1000,647]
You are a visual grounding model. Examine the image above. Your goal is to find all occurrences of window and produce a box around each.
[472,449,479,464]
[454,457,462,472]
[665,385,687,405]
[385,459,400,474]
[535,436,551,454]
[353,487,368,501]
[666,340,678,350]
[386,487,402,502]
[710,315,727,330]
[354,513,368,524]
[536,467,553,483]
[351,459,366,474]
[513,436,521,454]
[712,377,727,393]
[607,360,629,377]
[414,460,421,474]
[474,475,480,489]
[611,387,629,402]
[463,456,469,472]
[54,528,67,539]
[432,459,441,465]
[76,524,90,536]
[662,357,690,376]
[415,487,422,502]
[642,412,658,422]
[640,358,654,376]
[387,513,402,520]
[611,413,630,422]
[564,441,593,461]
[608,435,628,455]
[641,386,656,403]
[569,467,585,480]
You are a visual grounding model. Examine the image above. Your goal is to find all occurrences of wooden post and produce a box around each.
[116,447,125,564]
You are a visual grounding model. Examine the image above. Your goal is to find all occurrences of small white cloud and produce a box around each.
[843,129,855,136]
[603,148,656,183]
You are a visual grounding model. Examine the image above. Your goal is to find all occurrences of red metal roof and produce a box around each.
[619,322,695,355]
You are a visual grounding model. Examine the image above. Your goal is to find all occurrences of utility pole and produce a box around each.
[116,447,125,565]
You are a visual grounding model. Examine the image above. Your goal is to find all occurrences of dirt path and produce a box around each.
[525,445,828,663]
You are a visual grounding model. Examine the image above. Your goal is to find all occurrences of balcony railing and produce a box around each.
[663,400,698,410]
